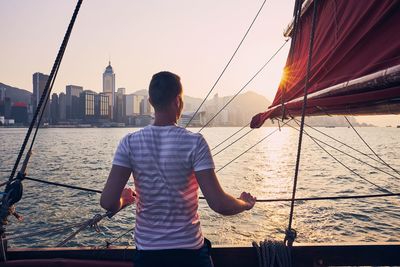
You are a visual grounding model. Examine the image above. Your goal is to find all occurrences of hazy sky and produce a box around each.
[1,0,398,126]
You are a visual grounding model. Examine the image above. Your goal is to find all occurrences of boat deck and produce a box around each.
[1,242,399,266]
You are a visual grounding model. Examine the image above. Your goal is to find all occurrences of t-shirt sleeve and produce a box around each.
[193,134,215,171]
[112,134,132,169]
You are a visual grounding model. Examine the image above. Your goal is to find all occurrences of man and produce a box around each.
[100,71,256,267]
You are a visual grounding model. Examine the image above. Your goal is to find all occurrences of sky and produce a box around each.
[1,0,398,126]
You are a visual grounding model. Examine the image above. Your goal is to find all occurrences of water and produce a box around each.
[0,126,399,248]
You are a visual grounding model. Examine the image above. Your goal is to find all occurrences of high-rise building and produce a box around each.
[103,61,115,120]
[0,87,5,101]
[96,93,110,119]
[50,93,59,124]
[32,72,50,122]
[58,93,67,121]
[66,85,83,120]
[115,88,126,123]
[80,90,96,122]
[11,102,28,124]
[126,94,142,116]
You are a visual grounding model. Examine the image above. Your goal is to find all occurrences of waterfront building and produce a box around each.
[96,93,110,120]
[66,85,83,120]
[103,61,115,120]
[125,94,142,116]
[80,90,96,122]
[32,72,50,122]
[58,93,67,122]
[11,102,28,124]
[115,88,126,123]
[50,93,59,124]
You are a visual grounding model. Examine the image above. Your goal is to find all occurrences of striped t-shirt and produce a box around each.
[112,124,215,250]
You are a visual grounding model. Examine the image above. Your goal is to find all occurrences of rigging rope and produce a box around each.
[198,39,289,132]
[286,0,319,246]
[213,129,254,157]
[210,123,250,151]
[185,0,268,128]
[19,174,400,203]
[344,116,400,176]
[288,121,392,193]
[216,119,293,173]
[5,221,85,241]
[299,119,400,172]
[7,0,83,183]
[25,176,102,194]
[290,120,400,181]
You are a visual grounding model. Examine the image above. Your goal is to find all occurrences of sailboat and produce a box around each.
[1,0,400,266]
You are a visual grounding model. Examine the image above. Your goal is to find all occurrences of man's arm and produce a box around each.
[195,169,256,216]
[100,164,135,213]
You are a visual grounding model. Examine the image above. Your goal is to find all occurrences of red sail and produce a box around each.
[251,0,400,128]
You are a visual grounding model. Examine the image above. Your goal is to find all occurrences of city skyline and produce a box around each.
[1,1,398,126]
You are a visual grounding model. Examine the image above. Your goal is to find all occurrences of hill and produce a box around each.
[0,83,32,104]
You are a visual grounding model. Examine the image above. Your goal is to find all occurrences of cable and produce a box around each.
[7,0,83,183]
[25,176,102,194]
[286,0,319,241]
[210,123,250,151]
[216,119,292,173]
[185,0,268,128]
[213,129,254,157]
[344,116,400,175]
[299,119,398,170]
[198,39,289,132]
[289,122,399,181]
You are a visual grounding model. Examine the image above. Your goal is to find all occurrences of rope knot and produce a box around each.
[284,228,297,247]
[89,214,103,233]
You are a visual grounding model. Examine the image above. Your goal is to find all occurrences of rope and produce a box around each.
[25,176,102,194]
[286,0,319,246]
[210,123,250,151]
[298,119,400,171]
[252,192,400,203]
[344,116,400,175]
[213,129,254,157]
[105,227,134,248]
[288,121,396,192]
[20,175,400,203]
[303,128,399,180]
[5,221,85,241]
[252,240,292,267]
[7,0,83,183]
[198,39,289,132]
[56,210,116,247]
[185,0,268,127]
[216,119,293,173]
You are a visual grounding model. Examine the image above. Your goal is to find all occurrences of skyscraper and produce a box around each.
[50,93,59,124]
[32,72,50,122]
[58,92,67,121]
[103,61,115,120]
[66,85,83,120]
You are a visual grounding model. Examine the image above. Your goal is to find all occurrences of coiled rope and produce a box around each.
[252,240,292,267]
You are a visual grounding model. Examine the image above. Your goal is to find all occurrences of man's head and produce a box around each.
[149,71,183,117]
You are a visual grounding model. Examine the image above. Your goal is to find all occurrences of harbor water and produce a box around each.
[0,126,399,247]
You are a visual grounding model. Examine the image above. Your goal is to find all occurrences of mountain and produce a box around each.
[0,83,32,104]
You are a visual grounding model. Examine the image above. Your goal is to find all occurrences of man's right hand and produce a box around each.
[239,192,256,210]
[120,187,136,208]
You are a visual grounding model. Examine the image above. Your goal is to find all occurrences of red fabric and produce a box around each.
[251,0,400,128]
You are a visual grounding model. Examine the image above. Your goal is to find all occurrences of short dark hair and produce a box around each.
[149,71,182,110]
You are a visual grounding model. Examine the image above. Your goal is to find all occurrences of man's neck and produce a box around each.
[153,112,177,126]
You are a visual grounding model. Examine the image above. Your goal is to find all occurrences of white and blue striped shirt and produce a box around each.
[113,125,214,250]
